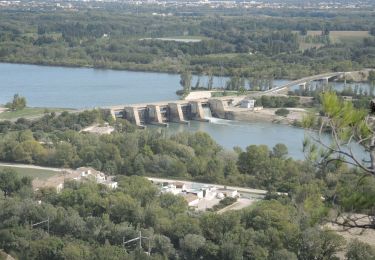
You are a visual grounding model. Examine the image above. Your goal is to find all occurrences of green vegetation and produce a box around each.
[0,101,374,258]
[275,108,290,117]
[179,70,192,95]
[0,9,374,78]
[256,96,299,108]
[0,107,74,120]
[0,166,58,180]
[5,94,26,111]
[211,197,237,211]
[1,6,375,259]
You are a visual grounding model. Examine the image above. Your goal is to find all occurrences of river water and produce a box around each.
[0,63,369,160]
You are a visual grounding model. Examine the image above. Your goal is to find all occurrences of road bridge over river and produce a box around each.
[258,71,345,95]
[101,70,372,128]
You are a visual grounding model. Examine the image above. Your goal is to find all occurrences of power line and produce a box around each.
[123,230,152,256]
[31,217,50,234]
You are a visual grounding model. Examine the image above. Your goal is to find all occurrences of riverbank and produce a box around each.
[0,107,76,121]
[225,107,308,126]
[2,60,361,82]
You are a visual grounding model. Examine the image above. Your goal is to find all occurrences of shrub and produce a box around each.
[275,108,289,117]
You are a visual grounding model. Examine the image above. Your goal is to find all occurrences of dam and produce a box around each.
[107,96,245,128]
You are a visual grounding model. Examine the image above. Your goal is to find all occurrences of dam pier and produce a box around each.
[105,70,373,128]
[107,96,244,128]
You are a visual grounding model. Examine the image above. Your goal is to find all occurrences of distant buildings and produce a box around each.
[240,99,255,109]
[32,167,118,193]
[159,180,238,209]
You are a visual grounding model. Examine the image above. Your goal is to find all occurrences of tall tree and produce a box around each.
[6,94,27,110]
[180,70,192,95]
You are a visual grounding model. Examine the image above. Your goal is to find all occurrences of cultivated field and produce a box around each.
[329,31,371,44]
[296,30,372,50]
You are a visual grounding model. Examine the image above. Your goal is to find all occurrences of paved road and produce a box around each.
[0,162,66,172]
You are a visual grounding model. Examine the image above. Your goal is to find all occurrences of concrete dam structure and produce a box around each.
[108,96,243,128]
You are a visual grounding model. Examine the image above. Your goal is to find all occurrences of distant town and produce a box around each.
[1,0,374,11]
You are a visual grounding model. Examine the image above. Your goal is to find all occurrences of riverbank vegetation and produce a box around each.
[0,9,374,79]
[4,94,26,111]
[0,107,75,121]
[0,97,374,258]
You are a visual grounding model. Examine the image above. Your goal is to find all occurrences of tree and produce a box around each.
[6,94,26,110]
[272,143,288,159]
[298,228,344,260]
[369,71,375,83]
[304,92,373,176]
[207,72,214,90]
[346,239,375,260]
[0,169,32,197]
[304,92,375,229]
[180,70,192,95]
[180,234,206,259]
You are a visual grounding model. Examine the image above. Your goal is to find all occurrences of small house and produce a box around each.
[240,99,255,109]
[172,181,187,191]
[186,189,204,198]
[217,188,238,198]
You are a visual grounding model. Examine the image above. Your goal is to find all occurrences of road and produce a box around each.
[258,71,344,95]
[217,198,256,214]
[0,162,66,172]
[0,162,274,196]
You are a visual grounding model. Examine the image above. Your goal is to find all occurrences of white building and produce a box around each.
[240,99,255,109]
[186,189,204,198]
[161,184,180,195]
[183,194,200,207]
[217,188,238,198]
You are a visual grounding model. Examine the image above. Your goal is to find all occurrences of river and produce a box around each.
[0,63,369,160]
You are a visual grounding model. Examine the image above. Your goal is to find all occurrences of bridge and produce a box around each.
[259,71,345,95]
[103,70,373,127]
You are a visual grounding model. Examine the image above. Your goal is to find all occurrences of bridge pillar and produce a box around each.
[189,101,209,122]
[298,82,307,91]
[168,103,189,124]
[147,105,168,127]
[124,107,144,128]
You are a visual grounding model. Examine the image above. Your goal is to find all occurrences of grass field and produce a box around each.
[0,107,75,120]
[329,31,371,44]
[140,35,209,42]
[0,165,59,180]
[296,30,372,50]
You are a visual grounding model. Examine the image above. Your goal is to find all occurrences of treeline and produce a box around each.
[0,107,374,258]
[0,10,374,78]
[1,159,375,259]
[0,111,304,191]
[256,96,300,108]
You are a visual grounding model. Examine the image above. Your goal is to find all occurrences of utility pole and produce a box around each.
[31,217,50,234]
[123,231,152,255]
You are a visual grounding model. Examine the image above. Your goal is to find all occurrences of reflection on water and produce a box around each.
[1,62,369,160]
[149,118,368,161]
